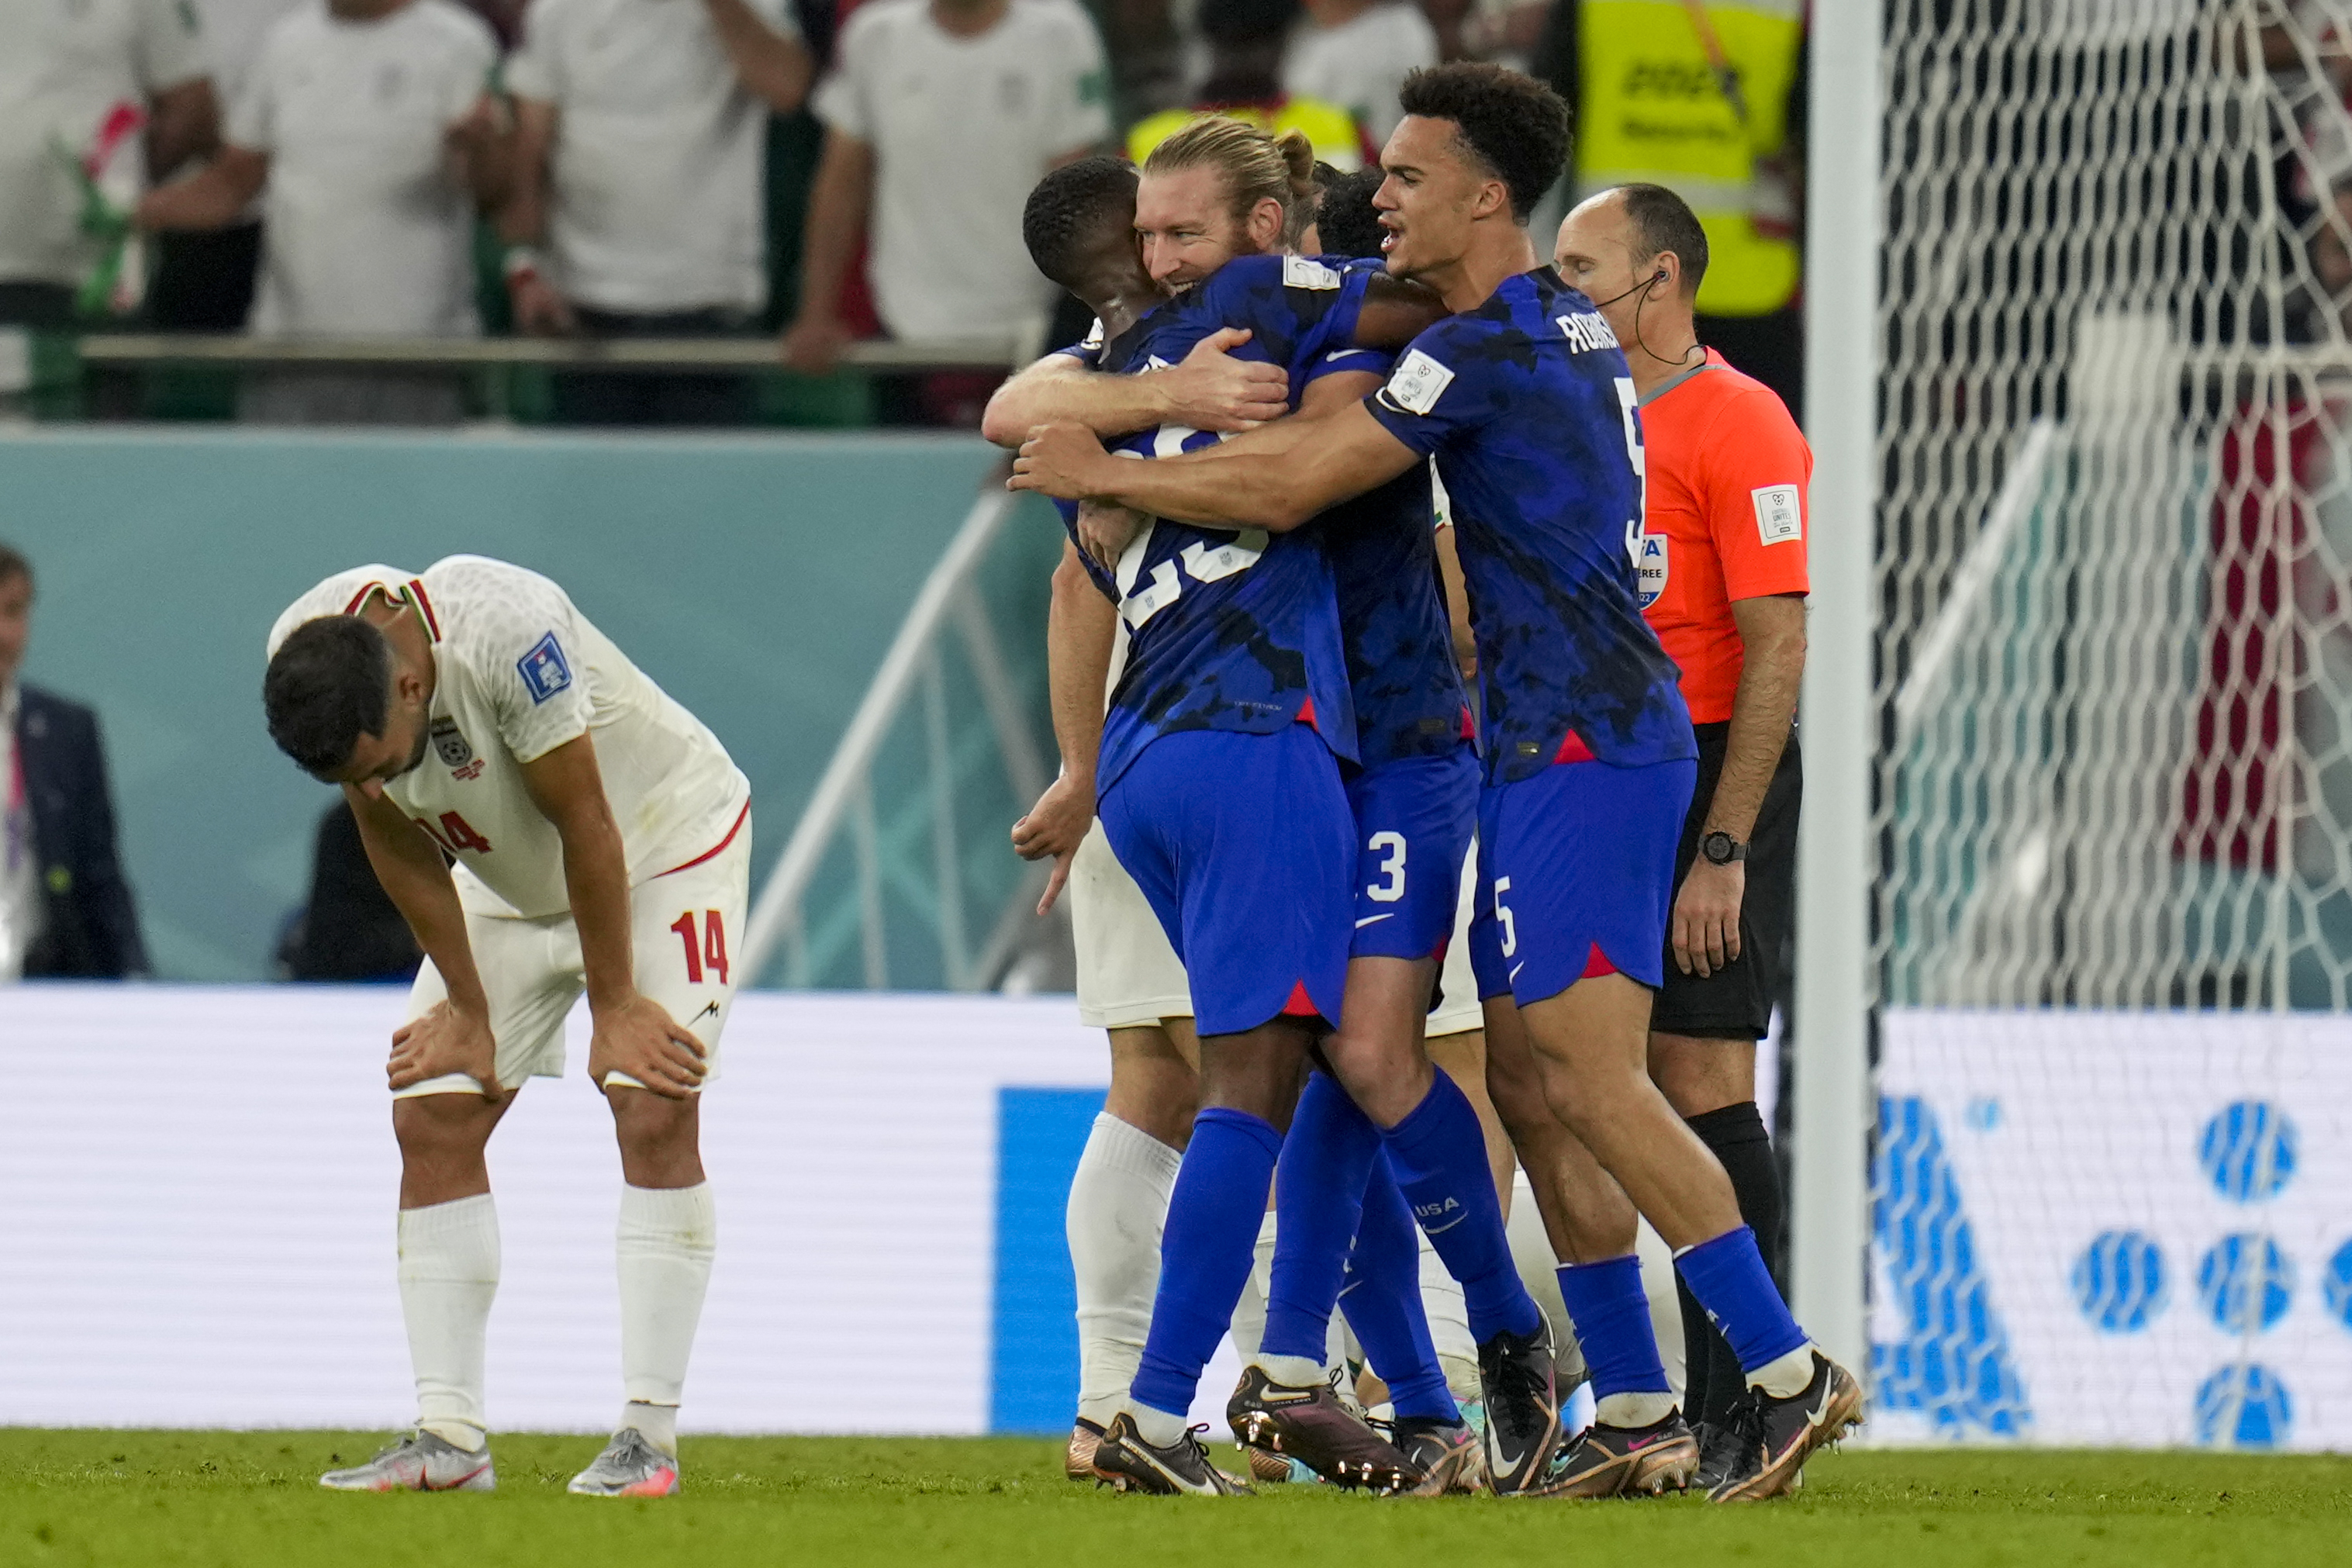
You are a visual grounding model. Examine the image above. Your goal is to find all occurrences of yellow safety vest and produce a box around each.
[1127,97,1368,173]
[1577,0,1802,317]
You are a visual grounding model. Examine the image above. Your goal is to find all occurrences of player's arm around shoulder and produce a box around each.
[979,330,1290,448]
[517,736,708,1099]
[345,782,505,1095]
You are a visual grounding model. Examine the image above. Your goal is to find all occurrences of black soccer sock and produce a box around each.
[1677,1100,1786,1428]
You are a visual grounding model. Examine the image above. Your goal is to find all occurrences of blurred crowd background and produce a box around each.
[1,0,1811,430]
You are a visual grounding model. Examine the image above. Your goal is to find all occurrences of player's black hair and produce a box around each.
[0,540,29,593]
[1395,63,1572,224]
[1022,156,1140,291]
[264,615,394,777]
[1311,164,1387,260]
[1616,182,1711,296]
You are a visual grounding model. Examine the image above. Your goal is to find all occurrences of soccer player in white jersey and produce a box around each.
[262,555,751,1498]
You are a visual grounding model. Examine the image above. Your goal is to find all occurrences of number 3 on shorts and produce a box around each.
[1493,876,1517,958]
[1366,831,1407,903]
[669,910,730,986]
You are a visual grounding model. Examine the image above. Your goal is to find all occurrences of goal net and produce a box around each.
[1863,0,2352,1448]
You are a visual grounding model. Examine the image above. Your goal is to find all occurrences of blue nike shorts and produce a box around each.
[1098,725,1354,1037]
[1469,755,1698,1005]
[1345,743,1479,962]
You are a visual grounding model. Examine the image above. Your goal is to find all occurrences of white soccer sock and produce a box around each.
[623,1400,679,1455]
[1597,1391,1680,1429]
[1066,1114,1183,1427]
[1416,1225,1480,1406]
[1749,1342,1817,1400]
[617,1182,717,1456]
[398,1193,499,1452]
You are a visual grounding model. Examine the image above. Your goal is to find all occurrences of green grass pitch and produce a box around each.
[6,1431,2347,1567]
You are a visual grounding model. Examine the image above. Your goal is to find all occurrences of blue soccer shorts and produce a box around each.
[1344,743,1479,962]
[1098,725,1355,1038]
[1468,754,1698,1006]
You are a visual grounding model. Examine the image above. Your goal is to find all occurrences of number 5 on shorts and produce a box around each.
[669,910,730,986]
[1493,876,1517,958]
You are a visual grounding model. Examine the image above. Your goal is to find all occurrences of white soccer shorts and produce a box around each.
[1427,839,1483,1039]
[395,819,752,1097]
[1070,819,1192,1030]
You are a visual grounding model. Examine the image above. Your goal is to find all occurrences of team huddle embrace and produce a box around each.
[254,58,1849,1507]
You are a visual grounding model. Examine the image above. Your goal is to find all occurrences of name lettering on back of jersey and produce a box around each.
[1378,349,1454,416]
[1753,483,1804,545]
[518,633,572,704]
[1283,254,1342,290]
[1556,311,1621,354]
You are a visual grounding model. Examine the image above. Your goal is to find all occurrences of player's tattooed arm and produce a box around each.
[1012,539,1117,914]
[979,328,1290,448]
[520,735,708,1099]
[344,783,504,1095]
[1015,395,1420,533]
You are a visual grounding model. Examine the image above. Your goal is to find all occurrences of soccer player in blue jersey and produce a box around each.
[1012,64,1862,1504]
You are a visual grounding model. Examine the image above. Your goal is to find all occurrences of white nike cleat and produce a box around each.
[567,1428,680,1497]
[319,1430,496,1493]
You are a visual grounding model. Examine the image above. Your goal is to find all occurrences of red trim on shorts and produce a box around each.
[405,579,444,642]
[1296,693,1319,733]
[1459,706,1476,741]
[1580,943,1617,979]
[654,800,750,879]
[1282,979,1320,1017]
[1553,730,1597,765]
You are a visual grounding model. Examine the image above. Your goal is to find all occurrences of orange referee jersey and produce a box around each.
[1636,349,1812,725]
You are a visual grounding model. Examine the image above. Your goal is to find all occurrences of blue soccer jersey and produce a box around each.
[1362,268,1694,782]
[1062,253,1372,793]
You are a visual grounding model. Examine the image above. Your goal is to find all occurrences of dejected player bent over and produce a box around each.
[262,555,751,1499]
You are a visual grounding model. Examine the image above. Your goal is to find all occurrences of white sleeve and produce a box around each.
[457,575,595,765]
[744,0,802,42]
[1043,4,1111,156]
[224,41,275,154]
[135,0,212,94]
[504,0,565,103]
[439,15,499,124]
[810,12,874,141]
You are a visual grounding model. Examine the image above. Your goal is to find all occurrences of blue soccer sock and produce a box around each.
[1381,1072,1542,1345]
[1553,1255,1671,1400]
[1128,1107,1285,1423]
[1260,1071,1380,1366]
[1338,1151,1460,1423]
[1673,1224,1808,1376]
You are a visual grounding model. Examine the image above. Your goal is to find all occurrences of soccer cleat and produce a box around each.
[1706,1350,1864,1504]
[1528,1410,1700,1498]
[1065,1418,1106,1482]
[566,1428,680,1497]
[1090,1412,1254,1496]
[1476,1321,1563,1497]
[1226,1364,1422,1493]
[1390,1415,1487,1496]
[319,1429,496,1493]
[1691,1418,1746,1493]
[1244,1445,1319,1484]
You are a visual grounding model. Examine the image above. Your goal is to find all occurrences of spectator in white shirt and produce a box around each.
[500,0,810,425]
[0,0,220,326]
[1282,0,1438,147]
[137,0,509,423]
[782,0,1111,379]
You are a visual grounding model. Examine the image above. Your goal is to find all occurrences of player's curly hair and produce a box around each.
[1311,163,1387,261]
[1396,63,1571,223]
[1022,156,1140,290]
[264,615,394,778]
[1145,115,1318,246]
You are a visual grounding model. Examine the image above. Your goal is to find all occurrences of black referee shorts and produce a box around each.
[1652,720,1801,1040]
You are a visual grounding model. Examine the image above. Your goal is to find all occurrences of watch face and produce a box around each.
[1703,831,1736,865]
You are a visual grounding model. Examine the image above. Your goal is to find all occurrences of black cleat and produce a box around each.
[1065,1418,1106,1482]
[1529,1410,1699,1498]
[1227,1365,1422,1493]
[1476,1321,1563,1497]
[1706,1350,1863,1504]
[1090,1412,1253,1496]
[1691,1418,1746,1493]
[1390,1415,1487,1496]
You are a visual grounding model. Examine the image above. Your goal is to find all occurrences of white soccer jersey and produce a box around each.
[268,555,750,920]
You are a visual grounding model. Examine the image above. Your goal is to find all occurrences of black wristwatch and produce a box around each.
[1700,831,1748,866]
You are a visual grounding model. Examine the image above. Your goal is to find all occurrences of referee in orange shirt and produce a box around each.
[1553,183,1811,1456]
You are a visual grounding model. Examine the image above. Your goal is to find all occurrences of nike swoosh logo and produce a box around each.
[1508,962,1525,981]
[1355,913,1394,928]
[1491,1433,1528,1476]
[1421,1212,1467,1235]
[1805,1387,1832,1428]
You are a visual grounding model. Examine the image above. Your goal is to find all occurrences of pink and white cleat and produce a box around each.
[319,1430,496,1492]
[566,1428,679,1497]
